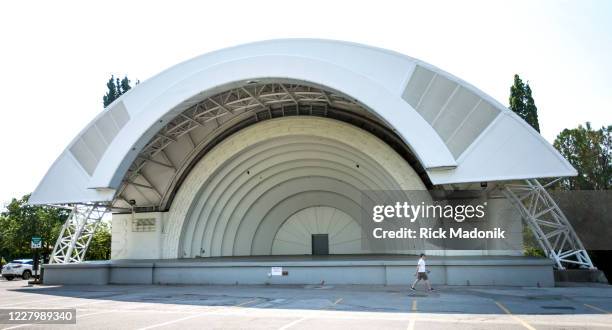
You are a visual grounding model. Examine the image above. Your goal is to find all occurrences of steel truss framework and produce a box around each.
[115,82,403,211]
[50,204,109,264]
[503,179,595,269]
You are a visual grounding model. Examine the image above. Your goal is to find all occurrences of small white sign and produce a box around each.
[271,267,283,276]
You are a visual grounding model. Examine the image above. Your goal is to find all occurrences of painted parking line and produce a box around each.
[407,319,416,330]
[2,322,33,330]
[77,310,115,319]
[408,299,417,330]
[62,299,118,308]
[0,296,72,307]
[584,303,611,314]
[235,298,259,307]
[325,297,343,310]
[494,301,536,330]
[136,309,217,330]
[1,323,31,330]
[277,317,307,330]
[0,309,113,330]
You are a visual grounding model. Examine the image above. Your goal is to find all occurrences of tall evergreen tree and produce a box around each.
[102,75,136,108]
[509,74,541,132]
[119,76,131,95]
[102,75,119,107]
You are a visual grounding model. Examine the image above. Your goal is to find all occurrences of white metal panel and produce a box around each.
[446,101,499,158]
[402,66,435,107]
[427,112,577,184]
[416,74,457,122]
[95,111,121,144]
[433,86,481,141]
[29,152,115,204]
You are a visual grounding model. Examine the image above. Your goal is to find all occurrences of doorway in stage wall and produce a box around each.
[311,234,329,255]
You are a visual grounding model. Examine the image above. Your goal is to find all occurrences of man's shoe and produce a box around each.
[429,288,435,291]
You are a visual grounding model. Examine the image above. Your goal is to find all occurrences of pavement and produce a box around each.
[0,277,611,329]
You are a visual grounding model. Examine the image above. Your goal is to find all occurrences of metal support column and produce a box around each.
[503,179,595,269]
[50,204,108,264]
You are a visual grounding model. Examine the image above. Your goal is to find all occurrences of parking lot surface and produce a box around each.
[0,278,611,329]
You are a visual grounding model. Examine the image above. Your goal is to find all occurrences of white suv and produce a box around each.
[1,259,37,281]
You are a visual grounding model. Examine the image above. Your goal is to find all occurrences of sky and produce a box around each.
[0,0,610,206]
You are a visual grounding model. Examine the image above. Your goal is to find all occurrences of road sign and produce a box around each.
[31,236,42,249]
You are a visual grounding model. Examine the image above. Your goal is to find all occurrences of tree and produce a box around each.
[553,123,612,190]
[85,222,112,260]
[0,195,69,260]
[102,75,136,107]
[510,75,543,256]
[0,194,114,261]
[509,74,541,132]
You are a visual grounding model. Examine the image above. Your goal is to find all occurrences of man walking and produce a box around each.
[411,253,434,291]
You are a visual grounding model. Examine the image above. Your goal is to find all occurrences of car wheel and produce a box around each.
[4,276,14,281]
[22,270,31,280]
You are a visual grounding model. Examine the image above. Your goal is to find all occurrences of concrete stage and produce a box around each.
[43,255,554,287]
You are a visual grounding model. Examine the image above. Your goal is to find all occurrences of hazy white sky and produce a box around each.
[0,0,610,205]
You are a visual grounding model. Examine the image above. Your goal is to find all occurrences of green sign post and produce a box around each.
[31,236,42,282]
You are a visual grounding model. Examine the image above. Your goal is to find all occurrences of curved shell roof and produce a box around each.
[30,39,576,206]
